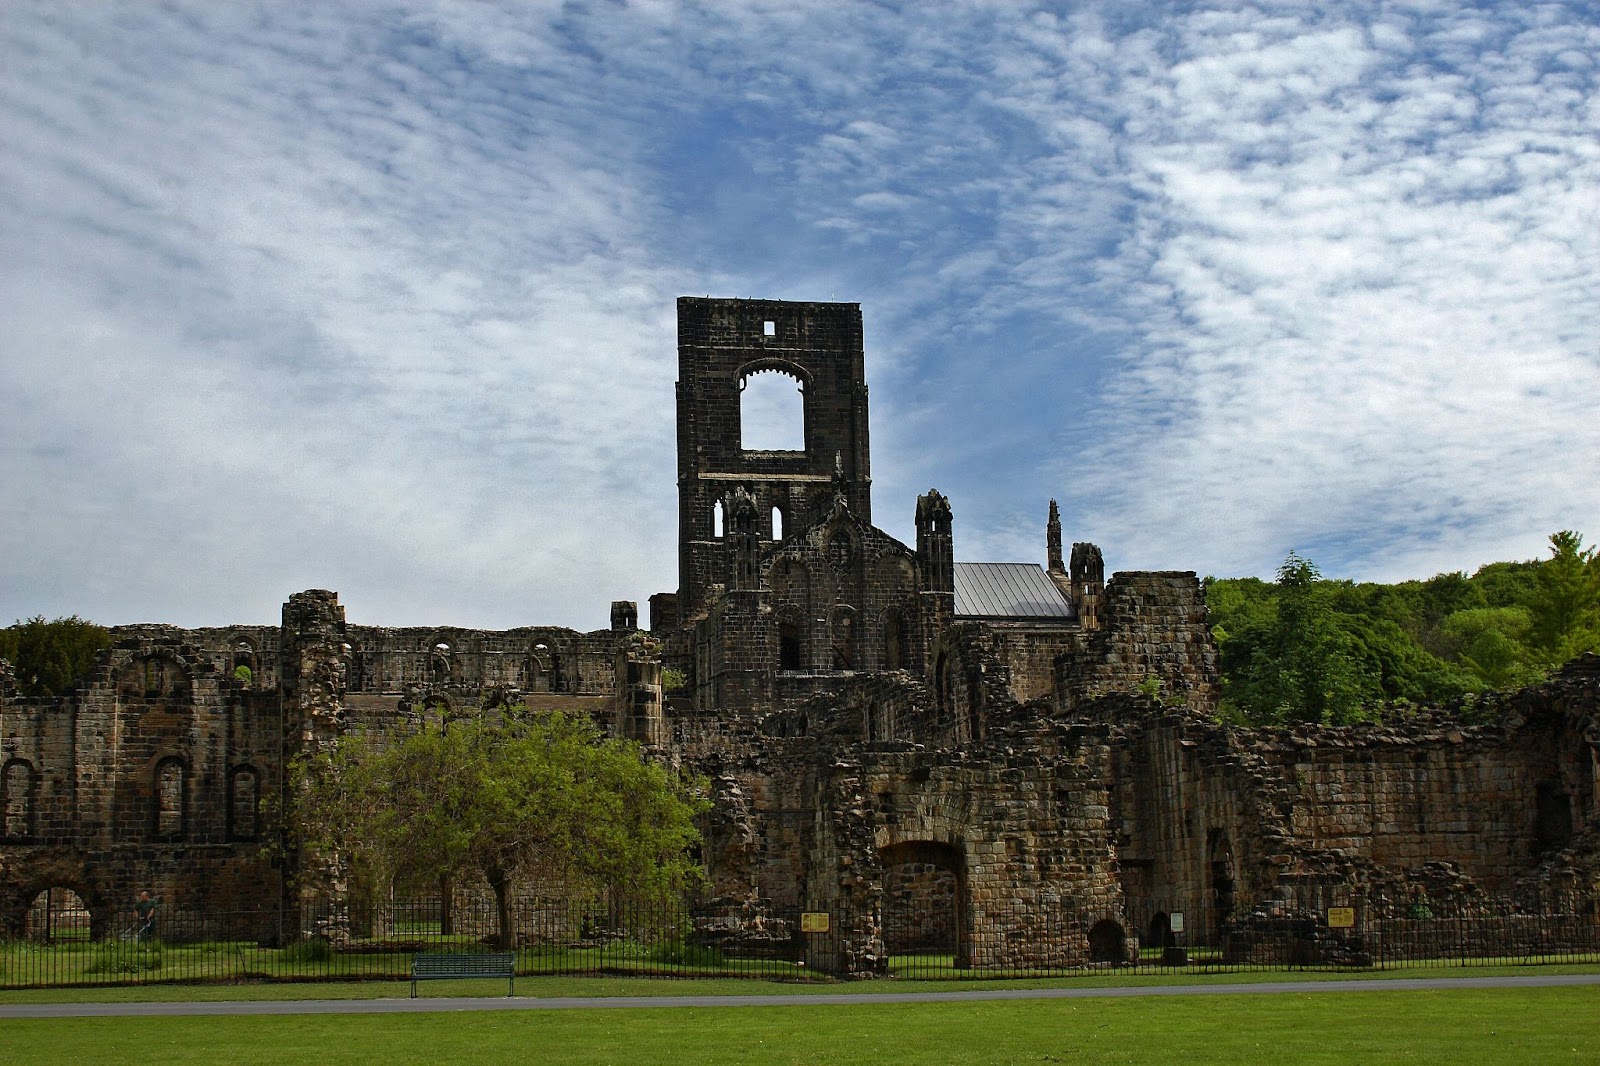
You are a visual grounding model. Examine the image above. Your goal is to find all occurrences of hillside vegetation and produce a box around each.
[1206,531,1600,726]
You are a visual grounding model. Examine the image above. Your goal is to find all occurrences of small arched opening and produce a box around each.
[778,621,803,672]
[25,887,92,944]
[830,606,857,671]
[1088,919,1129,964]
[882,607,909,672]
[429,642,455,687]
[1145,911,1174,950]
[153,757,187,840]
[230,638,258,685]
[228,766,260,842]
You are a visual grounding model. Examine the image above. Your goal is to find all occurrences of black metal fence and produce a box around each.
[4,889,1597,989]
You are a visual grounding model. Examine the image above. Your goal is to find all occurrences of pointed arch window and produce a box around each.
[740,369,805,451]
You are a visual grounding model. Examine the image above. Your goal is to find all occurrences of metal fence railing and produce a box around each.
[4,889,1597,989]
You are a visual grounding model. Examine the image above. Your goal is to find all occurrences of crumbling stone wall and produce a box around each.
[982,628,1082,704]
[674,298,873,622]
[1088,658,1600,935]
[0,632,281,939]
[1054,572,1220,713]
[342,624,622,698]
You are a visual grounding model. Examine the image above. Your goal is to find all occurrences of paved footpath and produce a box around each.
[4,974,1599,1019]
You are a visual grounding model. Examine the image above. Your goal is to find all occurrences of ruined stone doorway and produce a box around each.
[1088,919,1129,963]
[25,887,91,943]
[878,840,968,970]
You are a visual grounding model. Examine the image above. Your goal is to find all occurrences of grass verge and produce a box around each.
[1,985,1597,1064]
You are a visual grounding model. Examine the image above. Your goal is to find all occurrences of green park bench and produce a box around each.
[410,951,516,998]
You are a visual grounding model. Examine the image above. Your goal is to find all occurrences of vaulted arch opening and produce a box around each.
[879,840,969,970]
[25,887,91,944]
[740,368,805,451]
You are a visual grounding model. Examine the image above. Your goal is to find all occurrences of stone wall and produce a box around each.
[1054,572,1220,713]
[0,631,282,938]
[1089,657,1600,936]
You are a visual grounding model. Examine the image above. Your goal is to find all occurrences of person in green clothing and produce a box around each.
[133,890,158,941]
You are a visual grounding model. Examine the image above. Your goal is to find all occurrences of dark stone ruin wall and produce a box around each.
[808,734,1127,973]
[667,696,1130,974]
[1054,572,1220,713]
[341,625,625,699]
[667,711,826,914]
[765,518,920,678]
[790,672,942,746]
[983,627,1083,704]
[1093,658,1600,936]
[0,590,643,942]
[0,633,282,938]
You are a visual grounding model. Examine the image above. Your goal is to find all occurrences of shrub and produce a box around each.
[85,941,163,975]
[280,936,333,963]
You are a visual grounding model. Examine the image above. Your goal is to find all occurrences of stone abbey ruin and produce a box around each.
[3,297,1598,972]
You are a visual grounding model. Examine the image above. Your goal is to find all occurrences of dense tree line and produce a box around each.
[1206,532,1600,726]
[0,615,112,698]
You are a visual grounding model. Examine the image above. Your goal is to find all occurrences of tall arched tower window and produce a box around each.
[740,368,805,451]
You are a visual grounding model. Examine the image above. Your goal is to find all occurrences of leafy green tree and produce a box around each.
[1437,606,1542,690]
[1221,553,1379,725]
[291,709,706,948]
[1524,531,1600,664]
[1209,532,1599,723]
[0,615,112,698]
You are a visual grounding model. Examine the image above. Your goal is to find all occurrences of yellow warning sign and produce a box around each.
[1327,907,1356,929]
[801,912,830,933]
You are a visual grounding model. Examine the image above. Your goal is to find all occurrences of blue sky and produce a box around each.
[2,1,1596,630]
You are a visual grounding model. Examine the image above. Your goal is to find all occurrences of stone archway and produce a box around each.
[6,872,110,942]
[877,840,969,969]
[1088,918,1129,963]
[25,887,92,943]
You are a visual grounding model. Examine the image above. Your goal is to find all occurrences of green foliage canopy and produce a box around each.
[0,615,112,698]
[1209,531,1600,726]
[291,709,707,947]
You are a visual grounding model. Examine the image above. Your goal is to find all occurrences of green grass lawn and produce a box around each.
[2,985,1597,1065]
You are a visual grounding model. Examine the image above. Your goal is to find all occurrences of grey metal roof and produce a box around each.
[953,562,1075,620]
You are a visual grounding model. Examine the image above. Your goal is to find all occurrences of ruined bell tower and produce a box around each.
[674,297,872,618]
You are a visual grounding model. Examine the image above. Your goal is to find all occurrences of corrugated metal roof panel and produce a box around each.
[952,562,1075,620]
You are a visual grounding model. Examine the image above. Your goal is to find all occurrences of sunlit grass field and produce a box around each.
[3,983,1598,1065]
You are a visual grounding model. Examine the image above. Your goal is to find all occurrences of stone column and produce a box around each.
[279,590,352,943]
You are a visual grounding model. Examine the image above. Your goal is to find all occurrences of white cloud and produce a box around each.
[2,1,1595,635]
